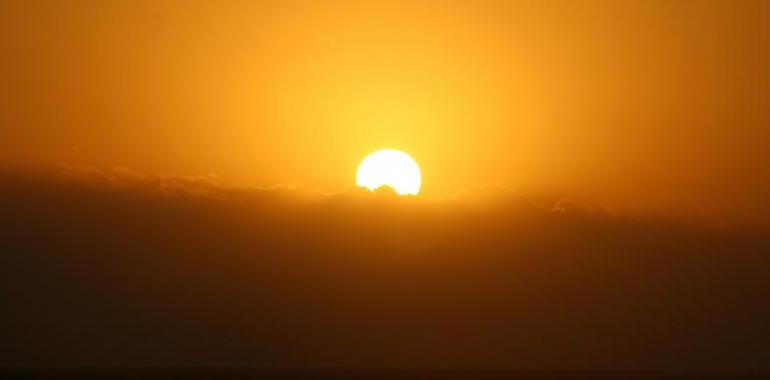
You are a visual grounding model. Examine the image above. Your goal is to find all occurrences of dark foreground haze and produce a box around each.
[2,166,769,376]
[2,368,770,380]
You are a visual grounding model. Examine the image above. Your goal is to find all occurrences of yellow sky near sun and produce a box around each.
[1,0,769,223]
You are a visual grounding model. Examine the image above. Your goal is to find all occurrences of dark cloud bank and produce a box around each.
[1,166,769,372]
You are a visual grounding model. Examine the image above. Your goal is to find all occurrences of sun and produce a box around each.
[356,149,421,195]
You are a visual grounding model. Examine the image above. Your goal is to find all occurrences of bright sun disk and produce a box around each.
[356,149,421,195]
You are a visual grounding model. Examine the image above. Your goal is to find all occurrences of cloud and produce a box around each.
[57,165,229,200]
[52,165,601,217]
[1,165,769,371]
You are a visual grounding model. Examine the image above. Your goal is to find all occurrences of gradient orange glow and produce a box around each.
[1,0,769,224]
[3,1,770,372]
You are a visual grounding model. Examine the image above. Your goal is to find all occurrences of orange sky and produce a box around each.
[1,0,769,224]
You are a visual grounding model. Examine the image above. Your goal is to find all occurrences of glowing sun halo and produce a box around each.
[356,149,421,195]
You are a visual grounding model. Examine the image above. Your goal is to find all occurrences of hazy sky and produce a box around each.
[3,2,770,371]
[2,0,769,224]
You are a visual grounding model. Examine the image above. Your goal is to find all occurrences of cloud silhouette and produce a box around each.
[1,165,769,371]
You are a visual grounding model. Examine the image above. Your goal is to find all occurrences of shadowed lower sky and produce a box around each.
[1,0,770,225]
[1,166,769,370]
